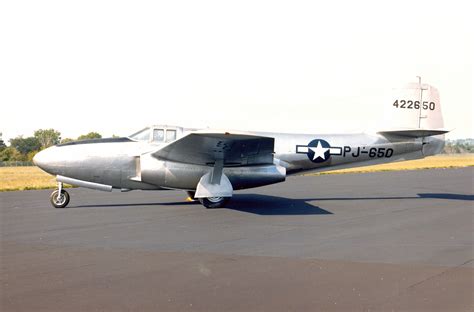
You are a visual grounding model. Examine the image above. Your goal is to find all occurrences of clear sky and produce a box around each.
[1,0,472,142]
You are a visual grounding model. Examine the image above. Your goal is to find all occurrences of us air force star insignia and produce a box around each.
[296,139,343,163]
[309,141,328,161]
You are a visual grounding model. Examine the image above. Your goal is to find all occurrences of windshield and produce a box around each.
[129,127,150,141]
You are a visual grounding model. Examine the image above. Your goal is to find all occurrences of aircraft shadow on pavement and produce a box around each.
[417,193,474,201]
[225,194,332,215]
[309,193,473,202]
[72,192,472,211]
[73,194,331,215]
[73,202,197,209]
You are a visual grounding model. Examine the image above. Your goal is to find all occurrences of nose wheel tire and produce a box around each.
[198,197,230,208]
[50,189,70,208]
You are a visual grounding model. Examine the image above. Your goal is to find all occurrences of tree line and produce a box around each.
[443,139,474,154]
[0,131,472,162]
[0,130,103,162]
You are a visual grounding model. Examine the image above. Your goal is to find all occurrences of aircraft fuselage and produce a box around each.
[34,128,444,193]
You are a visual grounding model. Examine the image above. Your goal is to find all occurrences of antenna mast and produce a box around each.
[417,76,423,128]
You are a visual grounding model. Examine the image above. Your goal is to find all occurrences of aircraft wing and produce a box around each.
[152,132,274,166]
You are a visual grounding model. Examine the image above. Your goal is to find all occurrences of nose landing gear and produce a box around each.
[50,182,70,208]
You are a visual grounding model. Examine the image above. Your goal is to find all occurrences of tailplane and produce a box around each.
[378,129,448,138]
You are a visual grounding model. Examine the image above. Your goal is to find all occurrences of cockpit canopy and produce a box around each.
[129,126,182,143]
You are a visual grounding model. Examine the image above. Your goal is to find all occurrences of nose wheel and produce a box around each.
[50,182,70,208]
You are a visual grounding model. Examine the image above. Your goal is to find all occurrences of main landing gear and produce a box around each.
[186,191,229,208]
[198,197,230,209]
[50,182,70,208]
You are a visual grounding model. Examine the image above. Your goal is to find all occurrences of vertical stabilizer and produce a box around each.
[379,79,448,156]
[383,80,444,131]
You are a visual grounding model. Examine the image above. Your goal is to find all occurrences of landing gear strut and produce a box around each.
[50,182,70,208]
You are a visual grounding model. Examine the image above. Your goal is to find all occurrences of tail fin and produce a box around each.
[379,80,449,156]
[379,81,448,138]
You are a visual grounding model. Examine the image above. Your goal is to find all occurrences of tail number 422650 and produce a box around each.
[393,100,435,110]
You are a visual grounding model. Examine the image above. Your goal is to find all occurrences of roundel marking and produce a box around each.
[306,139,331,163]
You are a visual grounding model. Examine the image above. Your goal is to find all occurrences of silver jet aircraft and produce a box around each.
[34,81,448,208]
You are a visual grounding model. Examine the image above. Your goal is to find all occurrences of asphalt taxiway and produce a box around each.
[1,168,473,311]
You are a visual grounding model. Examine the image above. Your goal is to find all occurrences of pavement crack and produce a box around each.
[373,258,474,309]
[405,259,474,291]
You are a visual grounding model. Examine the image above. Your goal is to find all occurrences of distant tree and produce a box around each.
[26,150,38,162]
[60,138,75,144]
[443,139,474,154]
[0,147,24,161]
[9,136,41,155]
[77,132,102,141]
[34,129,61,149]
[0,132,6,151]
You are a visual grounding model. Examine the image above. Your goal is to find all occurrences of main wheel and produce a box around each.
[50,189,70,208]
[198,197,230,209]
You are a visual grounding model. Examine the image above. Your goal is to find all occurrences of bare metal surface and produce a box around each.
[1,169,473,311]
[57,175,113,192]
[32,82,447,202]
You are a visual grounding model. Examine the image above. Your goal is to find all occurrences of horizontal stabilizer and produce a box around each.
[378,128,450,138]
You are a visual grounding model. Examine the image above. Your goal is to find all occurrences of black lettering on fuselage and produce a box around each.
[343,146,351,157]
[351,147,360,157]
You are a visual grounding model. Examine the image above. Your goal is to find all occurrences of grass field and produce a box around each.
[0,154,473,191]
[0,167,71,192]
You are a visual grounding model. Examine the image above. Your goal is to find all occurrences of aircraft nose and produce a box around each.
[33,146,56,172]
